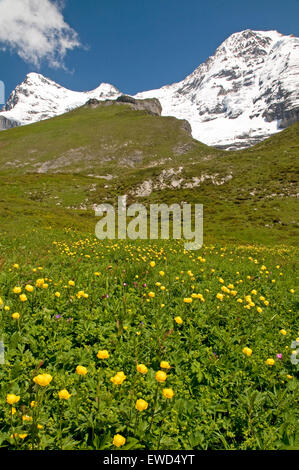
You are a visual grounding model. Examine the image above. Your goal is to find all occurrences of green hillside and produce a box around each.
[0,102,298,246]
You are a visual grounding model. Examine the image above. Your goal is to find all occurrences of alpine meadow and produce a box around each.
[0,23,298,451]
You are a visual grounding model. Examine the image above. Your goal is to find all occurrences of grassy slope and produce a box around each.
[0,103,298,247]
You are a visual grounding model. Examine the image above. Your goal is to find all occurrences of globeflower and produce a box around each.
[216,293,224,301]
[13,287,22,294]
[58,389,71,400]
[149,261,156,268]
[25,285,34,293]
[160,361,171,369]
[148,292,155,298]
[111,371,126,385]
[113,434,126,447]
[183,298,192,304]
[266,358,275,366]
[6,394,20,405]
[163,388,174,399]
[12,312,20,320]
[33,374,53,386]
[280,329,287,335]
[22,415,32,422]
[242,347,252,357]
[19,294,27,302]
[155,370,167,382]
[35,279,44,288]
[174,316,183,325]
[136,364,148,374]
[135,399,148,411]
[76,365,88,376]
[97,350,109,359]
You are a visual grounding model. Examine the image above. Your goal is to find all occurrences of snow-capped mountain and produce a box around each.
[0,72,121,129]
[136,29,299,149]
[1,29,298,149]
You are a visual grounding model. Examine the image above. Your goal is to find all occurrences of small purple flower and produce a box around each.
[123,283,127,286]
[55,314,61,319]
[143,283,147,288]
[276,353,282,359]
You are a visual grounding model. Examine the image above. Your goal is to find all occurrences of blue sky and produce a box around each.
[0,0,299,101]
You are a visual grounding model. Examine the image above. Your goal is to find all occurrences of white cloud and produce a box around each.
[0,0,81,69]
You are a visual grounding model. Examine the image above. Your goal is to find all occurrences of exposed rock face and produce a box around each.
[0,115,20,131]
[116,95,162,116]
[85,95,162,117]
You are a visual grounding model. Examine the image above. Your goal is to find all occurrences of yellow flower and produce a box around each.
[266,358,275,366]
[216,293,224,301]
[160,361,171,369]
[113,434,126,447]
[163,388,174,399]
[25,285,34,293]
[111,372,126,385]
[159,271,165,276]
[58,389,71,400]
[6,394,20,405]
[68,280,75,287]
[30,401,36,408]
[183,298,192,303]
[290,289,295,294]
[155,370,167,382]
[150,261,156,268]
[97,350,109,359]
[35,278,44,288]
[55,292,61,298]
[136,364,148,374]
[12,312,20,320]
[280,329,287,335]
[148,292,155,298]
[22,415,33,422]
[264,300,269,306]
[242,347,252,357]
[287,375,293,379]
[11,407,16,415]
[37,424,43,430]
[4,306,10,311]
[33,374,53,386]
[174,316,183,325]
[257,307,263,313]
[76,365,88,376]
[19,294,27,302]
[13,264,20,269]
[13,287,22,294]
[18,433,28,440]
[135,399,148,411]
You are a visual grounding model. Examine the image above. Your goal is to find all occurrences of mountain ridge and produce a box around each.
[1,29,298,149]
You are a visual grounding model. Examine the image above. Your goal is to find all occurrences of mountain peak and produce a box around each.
[136,29,299,149]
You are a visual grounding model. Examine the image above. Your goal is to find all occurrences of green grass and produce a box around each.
[0,234,298,450]
[0,103,298,246]
[0,105,298,450]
